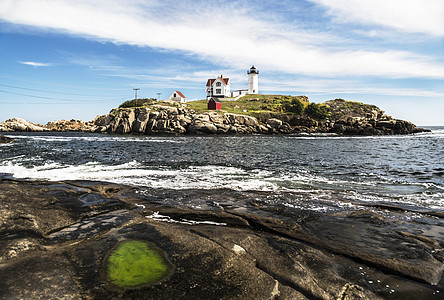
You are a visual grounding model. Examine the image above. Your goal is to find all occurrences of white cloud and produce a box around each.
[310,0,444,36]
[260,77,444,98]
[18,61,52,67]
[2,0,444,79]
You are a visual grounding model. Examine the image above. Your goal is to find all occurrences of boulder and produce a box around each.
[45,119,92,132]
[0,134,13,144]
[266,118,283,128]
[0,118,47,132]
[174,114,192,127]
[288,116,318,128]
[107,109,135,134]
[188,121,218,134]
[132,108,150,134]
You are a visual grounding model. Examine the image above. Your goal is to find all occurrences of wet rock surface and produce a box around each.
[0,134,13,143]
[0,179,443,299]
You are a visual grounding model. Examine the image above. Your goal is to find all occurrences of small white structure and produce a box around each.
[231,89,248,98]
[247,65,259,94]
[206,75,231,99]
[169,90,186,103]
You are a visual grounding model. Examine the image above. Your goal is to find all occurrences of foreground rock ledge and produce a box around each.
[0,179,442,299]
[0,134,13,144]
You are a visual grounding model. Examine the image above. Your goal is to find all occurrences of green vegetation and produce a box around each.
[305,103,330,120]
[325,99,380,119]
[188,94,308,113]
[115,95,369,122]
[106,240,174,289]
[187,94,331,120]
[282,97,306,114]
[119,98,156,108]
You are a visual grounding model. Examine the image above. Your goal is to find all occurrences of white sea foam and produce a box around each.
[0,159,282,191]
[7,135,184,143]
[1,154,442,211]
[146,212,227,226]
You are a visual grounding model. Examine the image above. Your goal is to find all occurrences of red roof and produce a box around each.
[206,76,229,86]
[174,90,186,98]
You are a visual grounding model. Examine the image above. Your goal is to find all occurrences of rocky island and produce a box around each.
[0,96,429,135]
[1,179,443,299]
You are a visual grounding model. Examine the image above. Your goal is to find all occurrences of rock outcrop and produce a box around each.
[0,118,47,132]
[90,105,271,135]
[0,135,13,144]
[1,179,443,299]
[87,103,427,136]
[0,99,429,135]
[45,119,94,132]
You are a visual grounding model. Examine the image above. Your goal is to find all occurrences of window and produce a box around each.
[174,93,177,97]
[216,89,221,94]
[216,82,221,87]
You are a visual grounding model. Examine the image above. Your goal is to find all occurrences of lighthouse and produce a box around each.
[247,65,259,94]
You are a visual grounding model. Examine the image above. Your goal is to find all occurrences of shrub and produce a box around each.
[119,98,156,108]
[305,103,330,120]
[283,98,305,114]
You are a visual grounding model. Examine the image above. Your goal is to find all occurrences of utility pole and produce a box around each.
[133,88,140,100]
[156,92,161,101]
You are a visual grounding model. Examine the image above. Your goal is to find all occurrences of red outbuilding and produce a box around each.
[207,97,222,110]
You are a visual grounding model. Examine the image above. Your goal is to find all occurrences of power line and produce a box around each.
[0,89,124,102]
[0,73,129,91]
[0,84,104,97]
[0,101,97,105]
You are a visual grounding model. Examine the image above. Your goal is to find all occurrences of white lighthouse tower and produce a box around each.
[247,65,259,94]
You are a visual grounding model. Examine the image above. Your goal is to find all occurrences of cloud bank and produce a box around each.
[1,0,444,79]
[310,0,444,36]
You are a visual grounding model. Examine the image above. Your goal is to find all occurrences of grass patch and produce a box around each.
[186,100,208,111]
[186,95,309,116]
[106,240,174,289]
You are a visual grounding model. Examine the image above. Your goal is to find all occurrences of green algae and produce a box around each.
[106,240,173,289]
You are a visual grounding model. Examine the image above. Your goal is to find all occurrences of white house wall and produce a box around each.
[169,91,186,103]
[212,78,231,97]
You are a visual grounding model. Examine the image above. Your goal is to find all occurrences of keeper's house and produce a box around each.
[205,66,259,100]
[206,75,231,99]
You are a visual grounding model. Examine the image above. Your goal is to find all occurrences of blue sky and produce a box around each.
[1,0,443,125]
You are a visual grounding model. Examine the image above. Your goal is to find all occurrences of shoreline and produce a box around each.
[1,178,442,299]
[0,98,432,136]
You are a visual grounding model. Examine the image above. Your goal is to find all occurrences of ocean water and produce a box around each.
[1,128,443,215]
